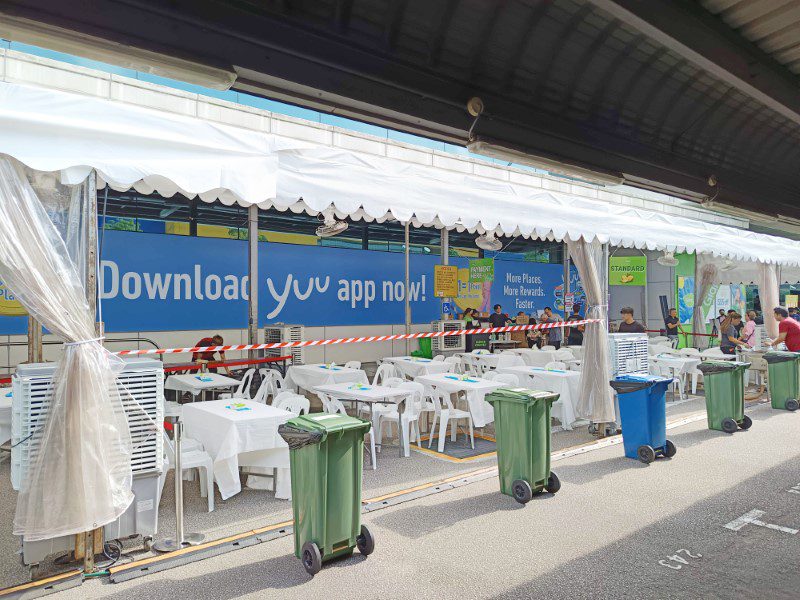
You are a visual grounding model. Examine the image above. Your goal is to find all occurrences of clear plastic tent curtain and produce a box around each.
[567,238,615,424]
[758,262,780,340]
[0,157,133,541]
[693,255,719,350]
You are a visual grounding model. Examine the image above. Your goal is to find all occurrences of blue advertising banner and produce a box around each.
[0,231,580,333]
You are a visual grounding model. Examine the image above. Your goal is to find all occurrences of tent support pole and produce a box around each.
[26,318,42,363]
[441,229,449,319]
[563,243,570,341]
[405,222,411,355]
[248,205,259,357]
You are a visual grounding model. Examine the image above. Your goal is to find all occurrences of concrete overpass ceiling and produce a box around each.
[1,0,798,218]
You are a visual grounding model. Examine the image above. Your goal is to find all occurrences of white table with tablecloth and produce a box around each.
[0,387,11,447]
[416,373,502,428]
[496,365,581,430]
[182,400,293,500]
[285,364,368,392]
[507,348,561,368]
[164,373,241,398]
[470,353,525,371]
[649,354,702,399]
[383,356,454,379]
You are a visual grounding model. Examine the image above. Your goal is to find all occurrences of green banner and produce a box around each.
[469,258,494,283]
[609,255,647,286]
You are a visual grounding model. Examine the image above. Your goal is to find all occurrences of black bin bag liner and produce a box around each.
[278,424,323,449]
[609,379,654,394]
[764,352,800,364]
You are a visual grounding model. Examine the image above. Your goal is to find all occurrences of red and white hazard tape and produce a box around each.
[114,319,601,356]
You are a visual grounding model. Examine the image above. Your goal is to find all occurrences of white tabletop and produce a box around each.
[0,387,11,446]
[650,354,702,372]
[285,364,368,392]
[470,353,525,370]
[165,373,241,396]
[182,400,293,500]
[507,348,561,368]
[416,373,503,427]
[383,356,453,378]
[496,366,581,430]
[313,382,411,405]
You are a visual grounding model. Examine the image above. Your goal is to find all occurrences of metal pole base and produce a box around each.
[152,532,205,553]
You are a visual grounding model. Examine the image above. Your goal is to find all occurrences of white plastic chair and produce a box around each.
[428,388,474,453]
[544,361,567,370]
[376,382,424,457]
[495,354,523,369]
[443,356,462,374]
[344,360,361,369]
[259,369,286,401]
[319,390,377,469]
[540,345,557,352]
[432,355,445,361]
[493,373,520,386]
[162,431,214,512]
[555,349,574,361]
[383,377,405,388]
[460,354,479,376]
[372,363,397,386]
[273,392,310,416]
[218,368,255,400]
[482,371,498,381]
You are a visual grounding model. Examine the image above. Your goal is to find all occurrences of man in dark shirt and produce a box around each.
[664,308,682,343]
[566,304,585,346]
[192,334,231,374]
[617,307,646,333]
[488,304,511,328]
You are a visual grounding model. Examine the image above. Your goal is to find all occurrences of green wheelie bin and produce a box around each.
[278,413,374,575]
[764,351,800,411]
[697,360,752,434]
[486,388,560,504]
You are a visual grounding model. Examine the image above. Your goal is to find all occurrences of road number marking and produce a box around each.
[724,510,798,535]
[787,483,800,495]
[658,548,702,570]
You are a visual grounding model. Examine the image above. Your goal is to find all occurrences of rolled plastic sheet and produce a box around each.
[0,157,133,541]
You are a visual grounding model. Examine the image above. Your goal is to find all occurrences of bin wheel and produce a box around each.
[356,525,375,556]
[512,479,533,504]
[664,440,677,458]
[637,445,656,464]
[721,418,738,434]
[588,423,598,435]
[739,415,753,430]
[301,542,322,576]
[786,399,799,412]
[546,472,561,494]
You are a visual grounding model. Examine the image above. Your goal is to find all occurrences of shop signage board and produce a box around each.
[609,256,646,286]
[469,258,494,283]
[434,265,459,297]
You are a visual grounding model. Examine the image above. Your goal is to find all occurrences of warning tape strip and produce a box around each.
[113,319,601,356]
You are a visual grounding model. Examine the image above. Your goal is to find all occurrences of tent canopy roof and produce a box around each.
[2,81,800,267]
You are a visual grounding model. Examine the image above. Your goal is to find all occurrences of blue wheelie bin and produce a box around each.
[610,374,676,464]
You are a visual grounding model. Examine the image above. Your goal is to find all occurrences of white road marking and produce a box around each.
[724,510,798,535]
[787,483,800,495]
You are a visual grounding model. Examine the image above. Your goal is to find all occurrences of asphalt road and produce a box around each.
[58,401,800,600]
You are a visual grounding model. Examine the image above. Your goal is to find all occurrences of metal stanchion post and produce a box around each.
[153,417,204,552]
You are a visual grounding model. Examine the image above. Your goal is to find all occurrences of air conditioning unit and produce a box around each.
[431,320,466,353]
[264,324,305,365]
[609,333,649,377]
[12,357,164,567]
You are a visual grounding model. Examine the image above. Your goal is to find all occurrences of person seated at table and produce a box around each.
[617,307,645,333]
[462,307,480,328]
[192,334,231,375]
[526,315,542,349]
[566,304,585,346]
[720,313,748,355]
[488,304,511,328]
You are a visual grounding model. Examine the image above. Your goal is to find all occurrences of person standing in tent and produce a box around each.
[617,307,646,333]
[566,304,585,346]
[769,307,800,352]
[664,308,683,344]
[541,306,563,349]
